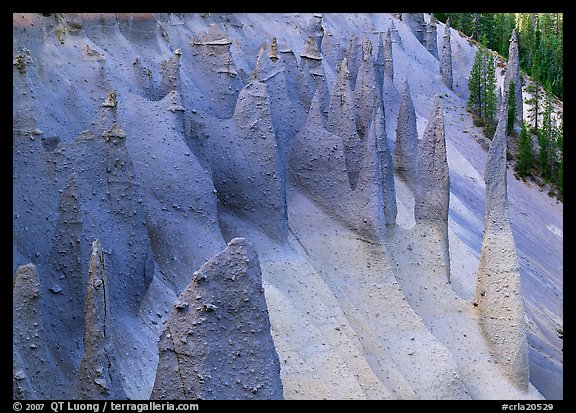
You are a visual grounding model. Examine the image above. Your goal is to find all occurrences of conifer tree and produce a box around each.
[507,80,516,135]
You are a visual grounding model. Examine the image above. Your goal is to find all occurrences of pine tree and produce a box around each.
[485,53,497,123]
[467,47,483,116]
[507,80,516,135]
[515,122,534,176]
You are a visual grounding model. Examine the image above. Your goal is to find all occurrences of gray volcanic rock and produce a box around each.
[373,107,397,227]
[13,264,63,399]
[321,30,345,75]
[76,240,127,399]
[402,13,425,44]
[354,38,380,140]
[289,91,387,243]
[346,32,362,88]
[160,51,181,97]
[475,108,529,391]
[150,238,283,400]
[306,14,324,51]
[414,96,450,282]
[326,58,363,190]
[394,78,419,192]
[389,20,403,49]
[375,32,386,96]
[440,20,453,89]
[425,15,438,59]
[503,29,523,130]
[186,81,288,243]
[381,31,401,144]
[297,35,330,115]
[189,24,243,119]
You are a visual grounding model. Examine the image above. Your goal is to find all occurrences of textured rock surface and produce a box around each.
[151,238,283,400]
[503,29,523,130]
[13,264,62,399]
[76,240,127,399]
[394,78,419,192]
[475,108,529,391]
[354,39,380,140]
[440,20,453,89]
[414,96,450,282]
[424,15,438,59]
[12,13,560,401]
[402,13,425,44]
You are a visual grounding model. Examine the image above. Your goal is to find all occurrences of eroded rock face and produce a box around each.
[503,29,523,130]
[13,264,62,399]
[414,96,450,282]
[425,15,438,59]
[151,238,283,400]
[394,79,419,192]
[402,13,426,44]
[475,108,529,391]
[76,240,127,399]
[440,21,453,89]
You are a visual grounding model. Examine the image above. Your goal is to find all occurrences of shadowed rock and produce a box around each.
[297,35,329,114]
[150,238,283,400]
[440,20,453,89]
[475,107,529,391]
[383,29,394,80]
[326,58,363,190]
[13,264,61,399]
[394,78,419,192]
[252,45,298,163]
[375,32,386,95]
[381,32,401,143]
[425,15,438,59]
[389,20,403,49]
[402,13,425,44]
[289,91,387,243]
[346,33,362,87]
[189,24,243,119]
[76,240,127,399]
[354,38,380,140]
[306,13,324,51]
[373,106,397,227]
[503,29,523,130]
[321,30,344,74]
[414,96,450,282]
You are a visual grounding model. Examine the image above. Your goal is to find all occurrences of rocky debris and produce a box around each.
[414,96,450,282]
[13,264,60,399]
[189,24,242,119]
[76,240,127,399]
[151,238,283,400]
[424,15,438,59]
[381,32,401,145]
[394,78,419,192]
[326,58,363,190]
[354,38,380,140]
[475,107,529,391]
[503,29,523,130]
[402,13,426,44]
[440,20,453,89]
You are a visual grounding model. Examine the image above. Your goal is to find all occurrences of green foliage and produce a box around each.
[507,80,516,135]
[437,13,563,99]
[467,43,497,140]
[515,123,534,176]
